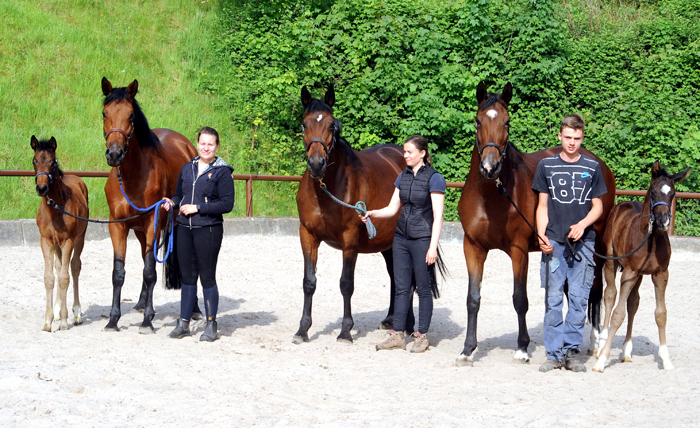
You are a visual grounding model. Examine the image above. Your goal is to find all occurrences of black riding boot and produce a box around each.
[200,285,219,342]
[169,318,190,339]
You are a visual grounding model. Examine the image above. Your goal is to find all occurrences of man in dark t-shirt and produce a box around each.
[532,113,608,373]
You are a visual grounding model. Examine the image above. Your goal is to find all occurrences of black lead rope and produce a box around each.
[46,197,154,224]
[495,180,655,262]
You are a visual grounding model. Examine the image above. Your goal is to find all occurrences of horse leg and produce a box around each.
[379,249,395,330]
[621,277,641,362]
[510,248,530,363]
[293,226,320,343]
[597,259,618,356]
[587,255,605,355]
[132,231,149,312]
[456,240,487,367]
[70,233,85,325]
[652,270,673,370]
[41,239,56,332]
[337,248,359,343]
[138,244,158,334]
[105,223,128,332]
[593,269,639,372]
[55,240,75,331]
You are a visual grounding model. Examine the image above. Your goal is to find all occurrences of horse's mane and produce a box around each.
[103,88,161,149]
[478,93,507,111]
[34,139,65,178]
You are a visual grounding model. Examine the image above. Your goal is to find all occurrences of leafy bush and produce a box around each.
[206,0,699,234]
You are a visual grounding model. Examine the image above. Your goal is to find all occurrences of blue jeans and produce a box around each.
[540,240,595,362]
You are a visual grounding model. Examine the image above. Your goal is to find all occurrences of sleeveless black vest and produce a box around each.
[396,164,437,239]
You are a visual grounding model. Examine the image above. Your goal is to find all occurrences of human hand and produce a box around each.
[426,247,438,265]
[179,204,199,216]
[161,197,173,212]
[360,210,372,224]
[568,222,586,242]
[539,235,553,254]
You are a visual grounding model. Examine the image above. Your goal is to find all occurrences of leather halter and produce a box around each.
[304,137,334,154]
[104,120,135,153]
[475,121,509,159]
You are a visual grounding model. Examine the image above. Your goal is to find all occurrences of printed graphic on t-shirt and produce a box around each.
[548,169,595,204]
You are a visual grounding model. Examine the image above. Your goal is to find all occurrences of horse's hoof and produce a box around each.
[292,334,309,344]
[455,355,474,367]
[592,365,605,373]
[104,325,120,332]
[512,350,530,364]
[511,358,529,365]
[139,325,155,335]
[42,324,51,332]
[336,336,353,344]
[621,357,633,363]
[74,317,83,326]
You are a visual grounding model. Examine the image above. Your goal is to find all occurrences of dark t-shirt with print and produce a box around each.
[532,154,608,243]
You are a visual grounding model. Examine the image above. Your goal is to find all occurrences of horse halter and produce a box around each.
[34,159,58,186]
[104,116,135,153]
[302,120,338,155]
[648,198,671,223]
[474,120,509,160]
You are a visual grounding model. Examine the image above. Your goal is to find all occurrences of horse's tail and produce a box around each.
[431,245,449,299]
[162,209,182,290]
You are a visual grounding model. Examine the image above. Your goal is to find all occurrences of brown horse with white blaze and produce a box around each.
[293,86,408,343]
[32,136,88,331]
[593,162,691,373]
[456,82,617,366]
[101,77,197,333]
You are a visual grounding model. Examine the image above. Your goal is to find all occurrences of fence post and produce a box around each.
[246,176,253,217]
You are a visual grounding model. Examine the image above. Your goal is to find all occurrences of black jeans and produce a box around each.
[176,224,223,288]
[392,234,435,334]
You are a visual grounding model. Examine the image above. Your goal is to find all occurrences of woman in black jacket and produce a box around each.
[361,135,446,353]
[163,126,234,341]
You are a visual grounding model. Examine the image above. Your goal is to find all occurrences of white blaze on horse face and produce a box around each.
[486,109,498,119]
[317,114,323,122]
[661,184,671,195]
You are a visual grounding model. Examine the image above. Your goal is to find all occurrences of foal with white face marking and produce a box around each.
[594,161,691,372]
[31,136,89,331]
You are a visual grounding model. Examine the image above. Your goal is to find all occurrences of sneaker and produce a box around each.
[539,358,562,373]
[564,349,586,372]
[375,330,406,351]
[410,332,430,353]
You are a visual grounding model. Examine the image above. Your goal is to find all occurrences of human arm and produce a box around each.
[536,192,553,254]
[361,188,401,222]
[568,197,603,241]
[426,192,445,265]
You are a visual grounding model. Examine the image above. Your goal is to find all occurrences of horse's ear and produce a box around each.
[101,77,113,96]
[301,86,312,109]
[325,85,335,108]
[476,82,487,105]
[48,137,57,152]
[671,167,691,183]
[501,82,513,105]
[127,79,139,99]
[30,135,38,151]
[651,160,661,178]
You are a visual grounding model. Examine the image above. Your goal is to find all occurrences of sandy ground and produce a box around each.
[1,233,699,427]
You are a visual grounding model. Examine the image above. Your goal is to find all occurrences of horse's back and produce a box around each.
[153,128,197,160]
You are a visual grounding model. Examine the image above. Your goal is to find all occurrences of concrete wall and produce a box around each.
[2,218,699,252]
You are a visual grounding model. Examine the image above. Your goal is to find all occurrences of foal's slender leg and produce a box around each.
[105,223,128,331]
[41,238,56,332]
[132,231,149,312]
[456,239,487,366]
[293,226,320,343]
[337,247,359,343]
[56,241,74,330]
[71,233,85,325]
[621,279,642,362]
[509,246,530,363]
[593,269,639,372]
[652,270,674,370]
[598,259,618,356]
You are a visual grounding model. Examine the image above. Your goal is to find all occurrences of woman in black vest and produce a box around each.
[361,135,446,353]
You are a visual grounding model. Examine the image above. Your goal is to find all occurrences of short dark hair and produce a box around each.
[404,135,433,166]
[198,126,219,145]
[560,113,585,133]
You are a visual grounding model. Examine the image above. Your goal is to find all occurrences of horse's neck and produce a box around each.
[119,138,146,185]
[321,142,356,192]
[46,176,67,205]
[638,190,653,235]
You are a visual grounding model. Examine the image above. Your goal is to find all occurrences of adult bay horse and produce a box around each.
[593,162,690,372]
[456,82,617,366]
[101,77,198,333]
[293,86,408,343]
[32,136,88,331]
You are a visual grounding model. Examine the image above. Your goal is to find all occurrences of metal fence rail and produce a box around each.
[3,170,699,235]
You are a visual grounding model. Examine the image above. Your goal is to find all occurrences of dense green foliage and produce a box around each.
[205,0,700,234]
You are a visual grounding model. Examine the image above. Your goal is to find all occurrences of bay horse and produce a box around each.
[593,162,691,372]
[293,86,409,343]
[456,82,617,366]
[32,136,88,331]
[101,77,198,333]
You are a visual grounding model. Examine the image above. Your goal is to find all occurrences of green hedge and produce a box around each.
[205,0,699,234]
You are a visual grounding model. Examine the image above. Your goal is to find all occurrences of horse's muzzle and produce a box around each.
[480,160,502,181]
[307,156,327,180]
[105,147,125,167]
[35,185,48,197]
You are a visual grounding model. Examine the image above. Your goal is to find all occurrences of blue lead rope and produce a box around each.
[118,173,173,263]
[319,182,377,239]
